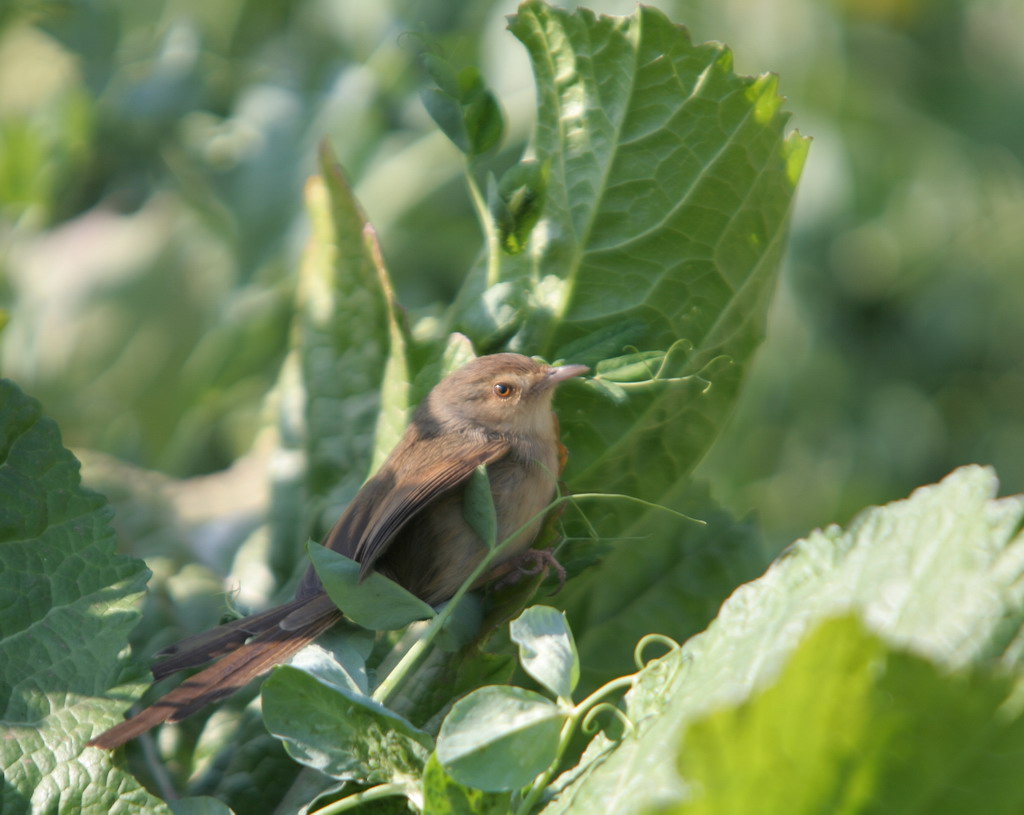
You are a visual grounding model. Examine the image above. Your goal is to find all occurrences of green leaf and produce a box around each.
[422,51,461,97]
[437,685,567,792]
[274,142,411,570]
[542,466,1024,815]
[0,380,167,814]
[307,542,435,630]
[262,664,432,785]
[493,159,548,255]
[451,280,525,349]
[422,88,472,155]
[289,639,369,696]
[439,332,478,376]
[462,465,498,549]
[669,616,1024,815]
[509,606,579,701]
[363,222,413,475]
[461,86,503,155]
[423,753,512,815]
[434,592,485,654]
[419,53,504,156]
[449,2,808,549]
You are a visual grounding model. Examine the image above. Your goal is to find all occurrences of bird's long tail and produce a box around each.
[150,596,313,679]
[88,594,342,750]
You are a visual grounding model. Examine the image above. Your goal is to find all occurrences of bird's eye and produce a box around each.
[493,382,514,398]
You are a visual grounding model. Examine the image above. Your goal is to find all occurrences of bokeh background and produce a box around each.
[1,0,1022,553]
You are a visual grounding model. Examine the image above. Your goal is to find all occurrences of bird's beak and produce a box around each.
[541,363,589,389]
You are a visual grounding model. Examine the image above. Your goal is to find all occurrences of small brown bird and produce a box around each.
[89,353,587,749]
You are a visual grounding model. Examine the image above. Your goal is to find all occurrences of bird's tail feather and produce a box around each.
[88,599,342,750]
[151,597,312,679]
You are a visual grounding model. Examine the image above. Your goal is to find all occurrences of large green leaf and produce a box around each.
[452,2,808,523]
[446,4,807,656]
[268,142,412,577]
[666,616,1024,815]
[262,663,431,787]
[0,380,166,814]
[542,466,1024,814]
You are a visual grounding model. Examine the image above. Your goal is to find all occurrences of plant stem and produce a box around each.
[370,553,491,706]
[514,674,638,815]
[371,488,692,707]
[309,783,410,815]
[464,160,502,286]
[371,488,574,706]
[516,714,577,815]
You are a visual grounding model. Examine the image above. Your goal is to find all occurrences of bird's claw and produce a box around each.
[496,547,567,595]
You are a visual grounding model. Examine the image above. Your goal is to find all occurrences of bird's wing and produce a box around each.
[295,432,509,597]
[351,434,509,577]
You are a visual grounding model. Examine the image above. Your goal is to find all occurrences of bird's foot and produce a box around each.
[494,547,567,595]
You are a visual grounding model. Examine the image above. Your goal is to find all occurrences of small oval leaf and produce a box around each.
[463,90,504,155]
[308,541,435,630]
[510,606,580,701]
[421,88,471,153]
[463,466,498,548]
[263,665,432,784]
[437,686,567,792]
[495,159,548,254]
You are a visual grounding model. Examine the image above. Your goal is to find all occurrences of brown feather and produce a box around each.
[88,598,341,749]
[150,597,312,679]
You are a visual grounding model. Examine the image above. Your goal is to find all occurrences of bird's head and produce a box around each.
[426,353,588,437]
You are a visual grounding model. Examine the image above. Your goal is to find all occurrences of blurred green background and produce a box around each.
[1,0,1022,553]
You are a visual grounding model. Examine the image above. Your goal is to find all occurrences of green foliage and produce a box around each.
[423,753,512,815]
[0,380,191,815]
[52,0,1024,812]
[1,1,808,810]
[0,0,1021,809]
[670,616,1024,815]
[541,466,1024,815]
[263,661,432,787]
[509,606,579,702]
[308,542,436,630]
[420,43,506,156]
[490,160,548,256]
[463,465,499,549]
[437,686,568,793]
